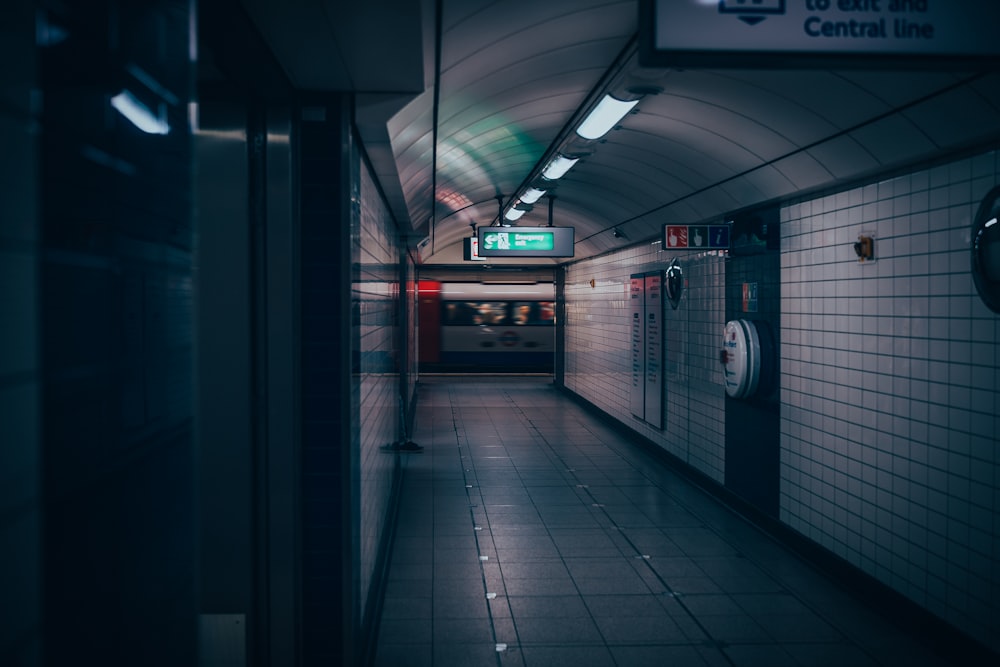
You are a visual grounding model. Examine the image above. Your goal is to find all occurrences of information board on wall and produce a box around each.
[640,0,1000,69]
[630,275,644,419]
[644,272,663,429]
[629,271,664,429]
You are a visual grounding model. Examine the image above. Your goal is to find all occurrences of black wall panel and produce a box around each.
[725,208,782,518]
[39,2,196,664]
[298,98,353,666]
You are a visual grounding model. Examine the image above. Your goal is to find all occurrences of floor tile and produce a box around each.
[783,642,880,667]
[593,613,688,644]
[722,643,797,666]
[507,595,590,619]
[378,617,432,645]
[679,593,744,616]
[573,575,651,595]
[502,577,579,596]
[373,642,431,667]
[513,616,603,644]
[432,595,490,620]
[609,645,725,667]
[380,596,432,620]
[433,617,494,645]
[434,642,504,667]
[371,378,978,667]
[582,593,672,618]
[694,613,771,642]
[518,645,616,667]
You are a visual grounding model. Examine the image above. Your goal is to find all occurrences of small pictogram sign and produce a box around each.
[666,226,688,248]
[664,224,730,250]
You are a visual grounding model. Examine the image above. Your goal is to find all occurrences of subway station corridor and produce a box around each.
[7,3,1000,664]
[374,377,970,667]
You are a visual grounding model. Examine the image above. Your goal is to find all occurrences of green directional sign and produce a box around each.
[481,231,554,252]
[477,226,575,257]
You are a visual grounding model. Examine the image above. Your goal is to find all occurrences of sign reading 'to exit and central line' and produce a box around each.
[642,0,1000,69]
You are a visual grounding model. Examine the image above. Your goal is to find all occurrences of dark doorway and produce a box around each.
[724,209,781,518]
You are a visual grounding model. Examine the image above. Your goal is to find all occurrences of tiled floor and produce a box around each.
[373,377,969,667]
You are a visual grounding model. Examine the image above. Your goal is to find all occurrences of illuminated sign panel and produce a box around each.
[485,231,553,251]
[640,0,1000,69]
[477,226,575,257]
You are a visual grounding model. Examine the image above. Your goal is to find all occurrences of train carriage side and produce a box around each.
[418,282,555,373]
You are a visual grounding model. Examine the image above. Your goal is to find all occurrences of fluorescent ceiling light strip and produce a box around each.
[575,95,639,140]
[541,155,578,181]
[504,207,526,221]
[519,187,546,204]
[111,89,170,135]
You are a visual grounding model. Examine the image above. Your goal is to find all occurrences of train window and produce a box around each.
[442,302,475,325]
[511,301,556,325]
[512,302,532,325]
[442,301,508,325]
[541,302,555,322]
[442,300,555,326]
[477,302,507,325]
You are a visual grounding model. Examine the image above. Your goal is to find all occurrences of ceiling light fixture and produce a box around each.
[504,207,526,221]
[575,94,639,140]
[541,154,579,181]
[493,42,661,229]
[111,89,170,135]
[519,187,547,204]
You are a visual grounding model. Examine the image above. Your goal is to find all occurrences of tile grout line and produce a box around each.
[451,388,520,666]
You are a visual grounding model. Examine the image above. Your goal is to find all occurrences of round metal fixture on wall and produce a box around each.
[722,319,761,399]
[666,258,683,309]
[972,185,1000,314]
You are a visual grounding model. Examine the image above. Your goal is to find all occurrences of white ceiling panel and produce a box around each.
[903,86,1000,148]
[640,96,798,165]
[716,179,771,213]
[773,152,836,192]
[837,71,967,107]
[848,115,938,167]
[806,136,882,181]
[241,0,1000,265]
[740,165,799,202]
[719,71,888,129]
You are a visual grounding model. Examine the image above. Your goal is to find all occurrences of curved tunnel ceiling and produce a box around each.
[243,0,1000,266]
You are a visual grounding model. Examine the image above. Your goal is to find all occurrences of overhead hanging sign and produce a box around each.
[463,236,488,261]
[477,226,575,257]
[639,0,1000,69]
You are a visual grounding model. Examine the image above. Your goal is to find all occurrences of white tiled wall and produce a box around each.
[356,159,400,624]
[564,150,1000,650]
[564,244,727,483]
[780,151,1000,651]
